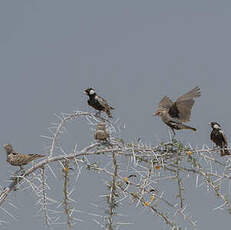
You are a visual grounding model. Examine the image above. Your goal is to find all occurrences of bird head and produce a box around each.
[209,122,221,129]
[3,144,13,154]
[153,109,165,117]
[84,88,96,96]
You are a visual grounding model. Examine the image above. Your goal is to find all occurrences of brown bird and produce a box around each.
[84,88,114,118]
[210,122,230,156]
[3,144,45,170]
[94,122,110,141]
[154,86,201,135]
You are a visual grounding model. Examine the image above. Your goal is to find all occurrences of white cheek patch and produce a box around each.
[213,124,220,129]
[89,89,95,95]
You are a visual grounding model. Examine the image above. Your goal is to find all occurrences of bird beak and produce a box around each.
[83,90,87,94]
[153,111,159,116]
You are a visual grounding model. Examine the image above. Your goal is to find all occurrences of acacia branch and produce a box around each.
[0,143,101,206]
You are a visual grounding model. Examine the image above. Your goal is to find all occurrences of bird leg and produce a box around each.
[19,166,26,175]
[169,128,176,142]
[95,111,101,117]
[10,168,25,190]
[13,167,23,176]
[104,139,113,147]
[95,111,108,123]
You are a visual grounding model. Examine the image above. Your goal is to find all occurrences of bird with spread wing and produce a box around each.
[154,86,201,135]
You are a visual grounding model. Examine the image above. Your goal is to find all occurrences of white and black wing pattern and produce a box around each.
[95,95,114,117]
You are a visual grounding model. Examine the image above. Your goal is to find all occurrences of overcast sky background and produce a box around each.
[1,0,231,229]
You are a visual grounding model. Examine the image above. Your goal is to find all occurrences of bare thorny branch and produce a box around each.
[0,111,231,229]
[63,159,72,228]
[106,152,118,230]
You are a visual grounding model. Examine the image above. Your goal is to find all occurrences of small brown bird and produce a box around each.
[94,122,110,141]
[154,86,201,135]
[84,88,114,118]
[210,122,230,156]
[3,144,45,170]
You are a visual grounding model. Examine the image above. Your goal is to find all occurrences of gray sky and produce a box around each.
[1,0,231,229]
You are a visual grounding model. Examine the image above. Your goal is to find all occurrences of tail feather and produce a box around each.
[29,154,45,158]
[106,110,113,118]
[182,124,196,131]
[35,154,45,158]
[220,148,231,157]
[28,154,45,161]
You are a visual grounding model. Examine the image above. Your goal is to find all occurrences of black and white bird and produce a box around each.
[154,86,201,135]
[209,122,230,156]
[84,88,114,118]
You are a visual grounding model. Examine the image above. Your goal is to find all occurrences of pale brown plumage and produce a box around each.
[4,144,45,168]
[154,87,201,134]
[94,122,110,141]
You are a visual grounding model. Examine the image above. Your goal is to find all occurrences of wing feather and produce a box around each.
[176,86,201,102]
[173,87,201,122]
[95,95,113,110]
[157,96,173,110]
[219,130,228,147]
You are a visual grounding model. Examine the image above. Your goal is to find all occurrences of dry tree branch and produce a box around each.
[106,152,118,230]
[49,112,93,157]
[40,166,49,225]
[0,143,100,206]
[176,153,184,209]
[1,111,231,230]
[63,159,72,228]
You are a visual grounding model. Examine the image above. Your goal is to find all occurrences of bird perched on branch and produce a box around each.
[84,88,114,118]
[94,122,110,141]
[209,122,230,156]
[3,144,45,170]
[154,86,201,135]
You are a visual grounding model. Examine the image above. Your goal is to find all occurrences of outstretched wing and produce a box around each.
[157,96,173,110]
[169,86,201,122]
[177,86,201,102]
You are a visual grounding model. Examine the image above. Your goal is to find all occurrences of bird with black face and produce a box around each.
[209,122,230,156]
[154,86,201,135]
[3,144,45,170]
[84,88,114,118]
